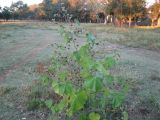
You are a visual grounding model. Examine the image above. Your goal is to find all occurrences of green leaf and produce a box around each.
[75,45,94,69]
[45,99,53,109]
[104,88,110,96]
[68,91,88,116]
[89,112,100,120]
[78,113,87,120]
[63,31,73,43]
[52,81,74,96]
[111,92,125,108]
[84,78,103,92]
[123,111,128,120]
[80,69,92,79]
[103,75,114,85]
[41,74,50,85]
[51,106,55,113]
[58,71,68,81]
[103,57,116,69]
[73,51,81,61]
[54,98,67,112]
[86,32,96,44]
[78,45,90,57]
[96,62,108,75]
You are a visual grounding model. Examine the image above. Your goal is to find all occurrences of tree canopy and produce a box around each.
[106,0,146,26]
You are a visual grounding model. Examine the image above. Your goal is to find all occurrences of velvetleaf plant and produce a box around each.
[43,21,129,120]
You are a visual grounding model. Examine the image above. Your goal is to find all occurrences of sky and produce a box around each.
[0,0,156,7]
[0,0,43,7]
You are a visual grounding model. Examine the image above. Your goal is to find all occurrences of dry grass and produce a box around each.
[135,25,160,29]
[83,24,160,51]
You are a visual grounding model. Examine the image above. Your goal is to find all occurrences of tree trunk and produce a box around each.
[104,15,108,25]
[158,18,160,26]
[129,17,132,28]
[151,19,154,26]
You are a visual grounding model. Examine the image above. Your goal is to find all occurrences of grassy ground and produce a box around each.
[0,22,160,120]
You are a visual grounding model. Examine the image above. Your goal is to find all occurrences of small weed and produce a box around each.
[27,99,46,110]
[0,86,16,96]
[26,81,61,111]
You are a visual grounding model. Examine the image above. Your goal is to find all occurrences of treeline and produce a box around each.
[0,1,30,20]
[0,0,160,26]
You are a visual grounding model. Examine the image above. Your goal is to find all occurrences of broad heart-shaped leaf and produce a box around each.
[52,80,74,96]
[68,90,88,117]
[80,56,94,69]
[89,112,100,120]
[86,32,96,44]
[73,45,94,69]
[58,71,68,81]
[84,77,103,92]
[78,45,90,57]
[79,47,94,69]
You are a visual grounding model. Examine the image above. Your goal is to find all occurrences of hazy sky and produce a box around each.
[0,0,156,7]
[0,0,43,7]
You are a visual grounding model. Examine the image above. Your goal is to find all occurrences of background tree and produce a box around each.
[34,3,46,19]
[0,6,2,19]
[10,0,29,19]
[124,0,146,27]
[43,0,55,20]
[105,0,124,26]
[148,3,160,25]
[2,7,11,21]
[106,0,146,27]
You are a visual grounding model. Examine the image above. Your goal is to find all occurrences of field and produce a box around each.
[0,22,160,120]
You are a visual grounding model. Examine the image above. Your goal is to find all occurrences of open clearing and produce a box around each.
[0,22,160,120]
